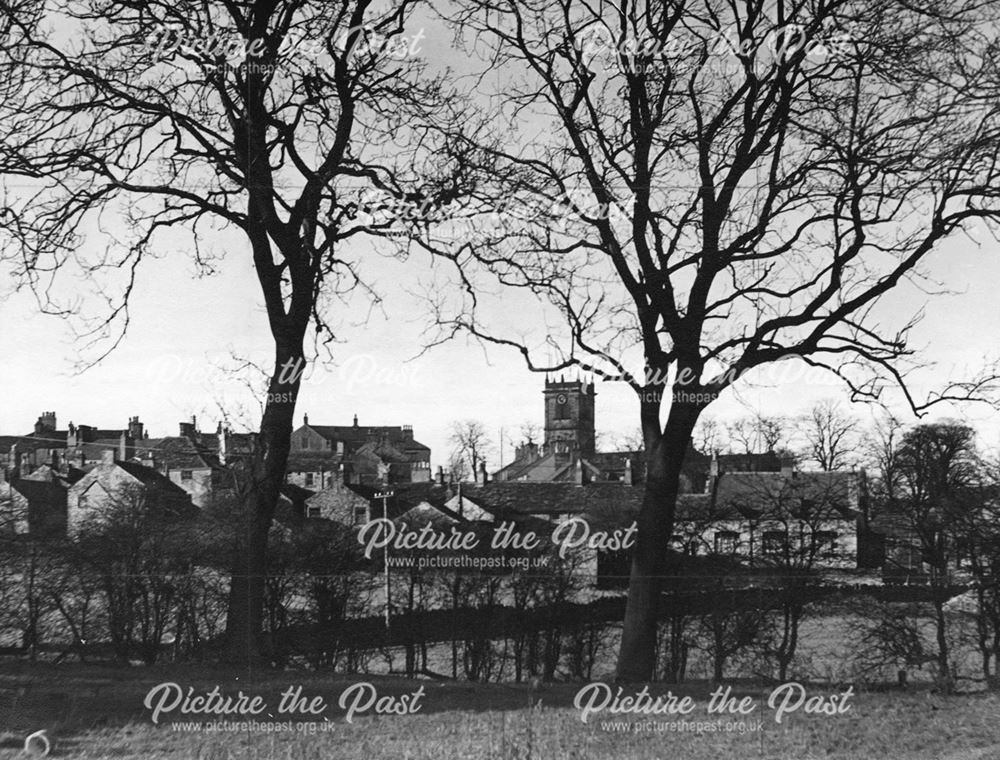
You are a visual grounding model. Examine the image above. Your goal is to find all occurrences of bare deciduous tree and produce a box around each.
[449,419,494,481]
[425,0,1000,679]
[883,421,981,692]
[0,0,460,663]
[693,417,722,456]
[799,399,858,470]
[726,414,787,457]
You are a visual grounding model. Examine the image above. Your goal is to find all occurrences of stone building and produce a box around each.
[493,378,783,488]
[66,450,196,535]
[287,414,431,488]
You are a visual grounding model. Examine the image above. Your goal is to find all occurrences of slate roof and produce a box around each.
[395,502,468,526]
[302,424,430,452]
[20,464,87,487]
[459,482,643,517]
[136,437,215,469]
[116,460,194,495]
[493,450,559,481]
[286,451,345,471]
[711,471,857,520]
[352,440,413,464]
[11,478,66,506]
[458,471,859,529]
[0,432,68,453]
[585,451,642,476]
[344,481,457,519]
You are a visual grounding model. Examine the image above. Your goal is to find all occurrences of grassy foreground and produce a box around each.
[0,664,997,759]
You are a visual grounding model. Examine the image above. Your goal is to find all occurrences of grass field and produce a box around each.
[0,663,997,759]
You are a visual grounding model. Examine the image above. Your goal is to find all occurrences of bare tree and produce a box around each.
[0,1,461,663]
[726,414,787,458]
[693,417,722,456]
[799,399,858,470]
[449,419,494,481]
[865,411,905,503]
[70,483,198,664]
[426,0,1000,678]
[883,421,981,692]
[519,421,542,445]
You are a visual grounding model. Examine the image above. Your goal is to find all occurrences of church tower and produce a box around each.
[543,376,596,457]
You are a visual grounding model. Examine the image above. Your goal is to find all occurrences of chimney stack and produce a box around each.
[436,466,445,486]
[218,426,228,465]
[624,458,633,485]
[479,461,488,484]
[353,414,358,428]
[127,415,144,441]
[102,448,116,465]
[34,411,57,435]
[10,445,21,482]
[179,416,198,439]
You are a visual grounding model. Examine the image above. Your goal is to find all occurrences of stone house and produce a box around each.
[1,464,86,537]
[288,414,431,487]
[67,451,196,535]
[670,467,868,571]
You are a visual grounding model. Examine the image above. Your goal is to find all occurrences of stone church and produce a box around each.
[493,377,640,484]
[491,377,785,492]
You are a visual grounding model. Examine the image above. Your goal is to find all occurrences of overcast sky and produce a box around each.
[3,218,999,468]
[3,11,1000,469]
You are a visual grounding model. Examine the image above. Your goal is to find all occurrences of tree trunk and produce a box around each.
[777,602,802,681]
[933,597,952,693]
[616,396,700,682]
[222,343,303,665]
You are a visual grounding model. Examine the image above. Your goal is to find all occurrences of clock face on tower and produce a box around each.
[556,393,567,404]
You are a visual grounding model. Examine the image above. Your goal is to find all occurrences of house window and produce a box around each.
[353,506,368,526]
[78,494,89,509]
[813,531,838,557]
[762,530,788,556]
[714,531,739,554]
[180,470,193,481]
[307,506,321,519]
[305,473,314,487]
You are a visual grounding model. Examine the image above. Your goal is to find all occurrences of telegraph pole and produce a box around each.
[374,489,395,633]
